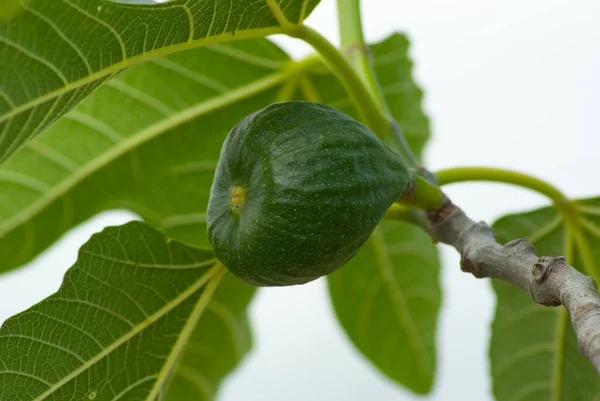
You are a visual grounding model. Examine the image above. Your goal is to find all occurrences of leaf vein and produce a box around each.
[49,297,135,328]
[25,141,79,172]
[23,5,93,74]
[370,228,431,376]
[24,310,105,350]
[64,110,123,143]
[60,0,127,61]
[0,370,52,387]
[31,265,219,401]
[76,268,150,318]
[0,334,86,364]
[105,80,175,116]
[151,58,228,93]
[79,249,216,270]
[0,37,68,84]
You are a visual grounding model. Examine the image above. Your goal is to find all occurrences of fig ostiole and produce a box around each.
[207,101,412,286]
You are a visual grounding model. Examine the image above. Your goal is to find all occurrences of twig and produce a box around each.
[427,201,600,374]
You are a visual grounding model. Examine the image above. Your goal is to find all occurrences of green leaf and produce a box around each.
[327,221,441,393]
[0,220,228,400]
[158,216,256,401]
[163,272,255,400]
[490,199,600,401]
[294,33,430,158]
[0,0,23,20]
[0,0,321,163]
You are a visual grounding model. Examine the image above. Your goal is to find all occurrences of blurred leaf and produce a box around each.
[0,0,23,20]
[328,221,440,393]
[0,221,227,400]
[490,198,600,401]
[0,0,321,163]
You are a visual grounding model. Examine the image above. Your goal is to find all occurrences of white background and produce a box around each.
[1,1,599,400]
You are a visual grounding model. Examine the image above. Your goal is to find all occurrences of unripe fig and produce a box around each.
[207,102,411,286]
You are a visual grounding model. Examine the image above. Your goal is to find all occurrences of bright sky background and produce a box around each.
[1,1,599,400]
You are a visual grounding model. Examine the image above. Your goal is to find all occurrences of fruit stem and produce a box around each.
[435,167,569,205]
[383,204,429,229]
[399,174,446,212]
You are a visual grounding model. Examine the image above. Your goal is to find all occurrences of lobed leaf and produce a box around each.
[490,198,600,401]
[0,0,321,163]
[0,221,226,400]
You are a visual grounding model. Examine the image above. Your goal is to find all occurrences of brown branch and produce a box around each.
[427,201,600,374]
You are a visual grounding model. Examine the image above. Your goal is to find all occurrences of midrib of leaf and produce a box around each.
[0,68,291,240]
[526,215,563,245]
[299,0,311,22]
[0,27,284,127]
[265,0,295,28]
[33,262,222,401]
[370,227,429,378]
[145,264,225,401]
[578,204,600,216]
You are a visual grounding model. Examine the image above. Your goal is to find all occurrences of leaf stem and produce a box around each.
[334,0,421,168]
[435,166,569,205]
[289,25,390,137]
[383,203,429,229]
[336,0,385,107]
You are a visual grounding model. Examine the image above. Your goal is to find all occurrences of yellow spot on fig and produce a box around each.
[230,186,246,215]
